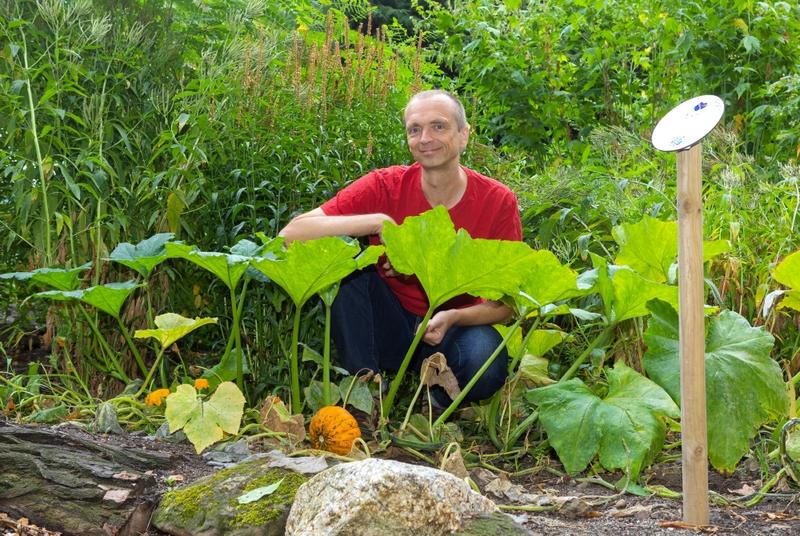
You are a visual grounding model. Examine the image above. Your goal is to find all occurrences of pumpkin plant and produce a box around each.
[133,313,218,396]
[308,405,361,455]
[250,236,383,413]
[164,380,246,453]
[379,206,538,418]
[165,238,278,390]
[771,249,800,313]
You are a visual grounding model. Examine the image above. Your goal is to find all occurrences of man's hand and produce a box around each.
[422,309,458,346]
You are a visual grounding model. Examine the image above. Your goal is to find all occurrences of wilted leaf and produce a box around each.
[643,299,787,472]
[134,313,217,350]
[260,397,305,443]
[106,233,174,277]
[420,353,461,400]
[527,363,679,478]
[519,355,555,385]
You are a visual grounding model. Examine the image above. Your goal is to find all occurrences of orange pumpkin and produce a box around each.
[308,405,361,455]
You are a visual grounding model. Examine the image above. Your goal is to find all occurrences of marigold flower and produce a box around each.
[194,378,210,390]
[145,388,171,407]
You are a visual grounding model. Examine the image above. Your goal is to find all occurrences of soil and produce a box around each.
[1,418,798,536]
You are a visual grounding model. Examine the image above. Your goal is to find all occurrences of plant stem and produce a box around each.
[78,307,129,383]
[21,31,52,264]
[383,307,434,417]
[116,317,147,376]
[506,410,540,448]
[290,305,303,414]
[229,284,244,390]
[559,324,615,382]
[433,316,523,427]
[135,347,167,398]
[507,316,540,373]
[323,302,331,405]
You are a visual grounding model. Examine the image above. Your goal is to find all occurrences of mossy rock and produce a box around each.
[152,458,307,536]
[456,512,532,535]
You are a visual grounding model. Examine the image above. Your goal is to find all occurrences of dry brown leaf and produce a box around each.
[260,396,306,443]
[610,504,654,518]
[420,353,461,399]
[439,445,469,479]
[112,471,139,481]
[659,520,719,532]
[727,483,756,496]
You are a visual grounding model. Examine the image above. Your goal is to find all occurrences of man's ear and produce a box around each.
[459,124,470,152]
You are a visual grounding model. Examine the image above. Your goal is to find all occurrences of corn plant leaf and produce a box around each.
[527,363,679,478]
[0,262,91,291]
[165,242,252,290]
[106,233,174,277]
[774,251,800,312]
[643,299,787,473]
[250,237,384,307]
[134,313,217,350]
[382,206,534,307]
[614,217,731,283]
[165,382,245,453]
[34,281,139,319]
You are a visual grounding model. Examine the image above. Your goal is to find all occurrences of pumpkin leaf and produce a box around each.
[643,299,788,472]
[237,479,284,504]
[34,281,140,319]
[614,217,731,283]
[0,262,91,291]
[339,376,373,415]
[774,251,800,312]
[514,250,582,313]
[106,233,174,277]
[527,363,679,478]
[165,242,253,290]
[251,237,383,307]
[526,329,569,357]
[203,348,250,386]
[611,268,678,323]
[165,382,245,453]
[381,205,535,308]
[304,380,339,413]
[519,355,554,385]
[134,313,217,350]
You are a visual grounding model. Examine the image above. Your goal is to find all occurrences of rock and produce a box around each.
[152,458,307,536]
[456,512,533,535]
[285,458,497,536]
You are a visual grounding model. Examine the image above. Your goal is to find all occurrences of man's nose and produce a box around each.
[419,127,432,142]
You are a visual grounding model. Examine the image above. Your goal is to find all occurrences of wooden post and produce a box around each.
[676,143,709,525]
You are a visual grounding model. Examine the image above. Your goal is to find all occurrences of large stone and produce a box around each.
[285,458,497,536]
[152,458,307,536]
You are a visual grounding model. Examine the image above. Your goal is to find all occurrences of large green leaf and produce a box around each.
[613,216,678,283]
[106,233,174,277]
[643,299,788,472]
[514,250,581,314]
[165,381,245,453]
[250,237,384,307]
[381,206,535,308]
[134,313,218,350]
[612,268,678,323]
[165,242,252,290]
[34,281,139,319]
[0,262,91,291]
[527,363,679,478]
[613,217,731,283]
[774,250,800,313]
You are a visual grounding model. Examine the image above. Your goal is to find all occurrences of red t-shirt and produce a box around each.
[320,162,523,316]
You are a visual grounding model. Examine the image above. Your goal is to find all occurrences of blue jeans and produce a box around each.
[330,268,508,404]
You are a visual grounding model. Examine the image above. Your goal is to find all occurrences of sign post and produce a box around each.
[651,95,724,525]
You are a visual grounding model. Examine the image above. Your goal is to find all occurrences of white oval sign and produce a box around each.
[651,95,725,152]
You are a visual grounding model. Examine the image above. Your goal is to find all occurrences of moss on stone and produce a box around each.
[230,468,307,528]
[159,482,215,524]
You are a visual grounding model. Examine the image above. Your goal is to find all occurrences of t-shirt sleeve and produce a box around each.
[492,190,523,241]
[320,170,385,216]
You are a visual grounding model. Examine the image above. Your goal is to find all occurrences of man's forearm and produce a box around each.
[279,209,394,243]
[448,300,514,327]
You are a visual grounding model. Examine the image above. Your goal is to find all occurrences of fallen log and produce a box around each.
[0,421,173,536]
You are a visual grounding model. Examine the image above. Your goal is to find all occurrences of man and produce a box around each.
[279,90,522,408]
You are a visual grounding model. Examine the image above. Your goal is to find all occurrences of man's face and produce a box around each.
[404,95,469,171]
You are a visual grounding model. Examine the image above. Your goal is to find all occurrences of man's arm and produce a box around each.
[278,207,396,243]
[422,301,513,346]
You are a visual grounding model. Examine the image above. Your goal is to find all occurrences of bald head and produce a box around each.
[404,90,468,131]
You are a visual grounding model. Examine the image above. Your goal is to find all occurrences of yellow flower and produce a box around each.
[145,388,171,407]
[194,378,210,390]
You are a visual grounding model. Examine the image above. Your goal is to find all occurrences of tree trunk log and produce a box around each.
[0,421,173,535]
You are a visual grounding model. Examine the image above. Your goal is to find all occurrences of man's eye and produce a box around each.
[408,127,420,135]
[435,124,446,130]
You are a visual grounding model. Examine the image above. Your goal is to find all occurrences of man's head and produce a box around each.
[403,90,470,171]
